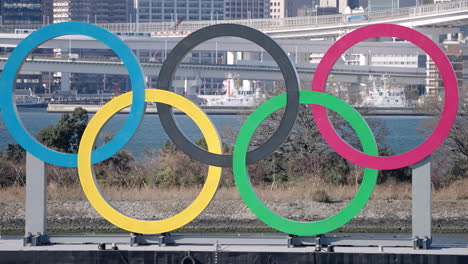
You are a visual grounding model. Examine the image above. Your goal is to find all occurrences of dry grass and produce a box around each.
[1,178,467,201]
[434,177,468,200]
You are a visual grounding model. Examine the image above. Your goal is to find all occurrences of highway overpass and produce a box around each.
[0,56,445,86]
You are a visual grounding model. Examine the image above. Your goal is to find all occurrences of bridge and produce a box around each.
[0,0,467,41]
[0,55,438,85]
[59,0,468,39]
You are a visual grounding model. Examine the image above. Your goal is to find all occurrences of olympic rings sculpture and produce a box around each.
[0,22,458,236]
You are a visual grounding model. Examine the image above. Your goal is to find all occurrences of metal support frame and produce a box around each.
[289,234,414,248]
[20,152,433,248]
[130,233,172,247]
[38,233,416,248]
[23,152,48,246]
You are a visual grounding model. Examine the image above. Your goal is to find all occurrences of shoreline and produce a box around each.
[46,104,437,116]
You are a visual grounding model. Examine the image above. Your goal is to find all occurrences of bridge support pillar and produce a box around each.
[227,51,244,65]
[61,72,71,92]
[416,27,459,43]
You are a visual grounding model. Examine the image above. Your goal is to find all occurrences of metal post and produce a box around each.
[411,156,432,249]
[315,5,318,25]
[24,152,47,246]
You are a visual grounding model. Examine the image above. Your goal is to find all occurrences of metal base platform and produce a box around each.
[22,232,430,249]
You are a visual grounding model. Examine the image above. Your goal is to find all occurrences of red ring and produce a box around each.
[312,24,458,170]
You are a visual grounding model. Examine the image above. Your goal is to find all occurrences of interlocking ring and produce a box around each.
[312,24,458,170]
[78,90,222,234]
[1,22,458,235]
[233,91,378,236]
[156,24,300,168]
[0,22,146,167]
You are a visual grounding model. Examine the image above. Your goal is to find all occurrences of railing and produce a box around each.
[97,0,468,34]
[0,0,467,35]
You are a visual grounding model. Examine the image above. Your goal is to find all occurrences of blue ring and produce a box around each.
[0,22,146,167]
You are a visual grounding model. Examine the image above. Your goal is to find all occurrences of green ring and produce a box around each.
[233,91,379,236]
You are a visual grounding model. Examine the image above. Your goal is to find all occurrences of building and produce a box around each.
[426,40,463,97]
[137,0,276,22]
[362,0,433,10]
[0,1,53,95]
[368,0,399,11]
[136,0,225,22]
[53,0,131,23]
[225,0,270,19]
[359,0,433,10]
[358,0,368,8]
[298,6,338,16]
[286,0,316,17]
[399,0,416,8]
[270,0,316,18]
[367,0,435,11]
[319,0,359,13]
[371,53,419,68]
[41,0,54,24]
[269,0,284,18]
[0,0,42,25]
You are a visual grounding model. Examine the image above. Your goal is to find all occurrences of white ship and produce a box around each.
[198,74,263,108]
[360,75,407,108]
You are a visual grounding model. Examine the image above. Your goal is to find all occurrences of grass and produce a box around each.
[1,177,468,201]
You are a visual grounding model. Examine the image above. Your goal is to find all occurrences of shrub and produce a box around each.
[319,153,349,185]
[311,189,330,203]
[376,148,412,184]
[0,159,25,187]
[5,144,25,162]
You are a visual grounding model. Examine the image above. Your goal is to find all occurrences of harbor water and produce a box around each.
[0,108,433,162]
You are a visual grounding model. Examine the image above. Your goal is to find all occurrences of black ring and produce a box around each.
[156,24,300,167]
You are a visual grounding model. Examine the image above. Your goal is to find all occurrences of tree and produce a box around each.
[36,107,88,153]
[246,79,394,186]
[154,138,233,187]
[420,95,468,186]
[5,143,25,162]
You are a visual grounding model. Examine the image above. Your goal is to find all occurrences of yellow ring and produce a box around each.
[78,89,222,234]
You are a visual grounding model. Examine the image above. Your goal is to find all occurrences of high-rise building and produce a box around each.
[0,0,42,25]
[298,6,338,16]
[368,0,399,11]
[320,0,359,13]
[362,0,433,10]
[358,0,368,8]
[136,0,225,23]
[42,0,54,24]
[225,0,270,19]
[426,39,463,97]
[286,0,316,17]
[269,0,284,18]
[270,0,316,18]
[53,0,131,23]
